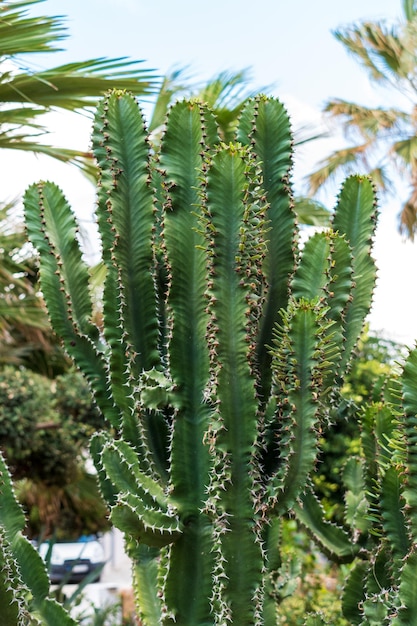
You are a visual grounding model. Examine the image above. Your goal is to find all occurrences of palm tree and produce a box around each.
[0,0,158,170]
[0,0,159,364]
[308,0,417,238]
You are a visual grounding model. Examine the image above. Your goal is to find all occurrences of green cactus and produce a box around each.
[0,452,77,626]
[333,348,417,626]
[23,91,378,625]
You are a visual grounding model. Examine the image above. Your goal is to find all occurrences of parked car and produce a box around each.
[38,536,105,584]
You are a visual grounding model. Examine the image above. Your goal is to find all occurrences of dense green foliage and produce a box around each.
[0,366,109,538]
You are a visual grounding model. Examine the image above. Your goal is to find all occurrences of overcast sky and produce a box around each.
[5,0,417,345]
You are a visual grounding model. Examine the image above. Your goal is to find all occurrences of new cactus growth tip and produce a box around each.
[23,91,380,625]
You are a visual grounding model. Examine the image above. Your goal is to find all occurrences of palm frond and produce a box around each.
[334,22,409,86]
[325,98,407,139]
[367,165,392,191]
[0,0,66,57]
[399,189,417,238]
[308,144,370,194]
[293,123,328,147]
[0,58,158,110]
[293,197,331,227]
[391,134,417,166]
[0,105,46,129]
[149,67,266,143]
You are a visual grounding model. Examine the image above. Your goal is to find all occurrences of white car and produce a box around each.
[38,536,105,584]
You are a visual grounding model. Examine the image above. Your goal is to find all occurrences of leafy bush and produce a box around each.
[0,366,109,538]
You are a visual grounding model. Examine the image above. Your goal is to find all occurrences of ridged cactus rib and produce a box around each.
[203,145,265,624]
[23,183,120,428]
[262,518,282,624]
[343,563,369,625]
[381,467,410,562]
[101,439,170,510]
[392,552,417,626]
[92,91,160,376]
[92,95,136,432]
[111,493,182,548]
[158,100,218,624]
[0,531,27,626]
[160,100,217,401]
[343,457,370,536]
[291,232,333,301]
[90,433,118,507]
[331,176,377,374]
[130,544,162,626]
[294,486,358,562]
[237,96,296,402]
[269,300,335,514]
[92,91,167,466]
[360,404,395,512]
[400,347,417,542]
[25,182,98,341]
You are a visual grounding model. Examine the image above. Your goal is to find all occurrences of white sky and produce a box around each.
[4,0,416,345]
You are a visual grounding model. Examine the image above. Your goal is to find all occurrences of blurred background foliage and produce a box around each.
[0,365,110,539]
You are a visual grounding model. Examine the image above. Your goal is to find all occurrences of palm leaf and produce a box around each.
[392,134,417,164]
[403,0,417,21]
[147,66,191,133]
[0,0,65,56]
[293,196,331,226]
[197,68,268,141]
[0,59,157,110]
[325,98,406,139]
[309,144,370,194]
[334,23,404,85]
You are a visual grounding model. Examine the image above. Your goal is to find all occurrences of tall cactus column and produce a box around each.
[24,91,377,625]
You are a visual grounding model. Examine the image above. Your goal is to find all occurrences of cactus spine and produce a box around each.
[24,91,378,625]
